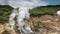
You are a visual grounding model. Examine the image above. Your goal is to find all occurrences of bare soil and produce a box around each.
[1,15,60,34]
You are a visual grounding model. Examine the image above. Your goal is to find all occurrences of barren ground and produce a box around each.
[0,15,60,34]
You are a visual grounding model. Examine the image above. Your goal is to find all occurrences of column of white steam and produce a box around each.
[17,7,28,34]
[17,7,34,34]
[9,9,17,29]
[57,10,60,16]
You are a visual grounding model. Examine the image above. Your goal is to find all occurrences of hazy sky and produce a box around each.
[0,0,60,7]
[25,0,60,5]
[40,0,60,5]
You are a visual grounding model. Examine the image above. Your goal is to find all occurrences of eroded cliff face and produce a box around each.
[0,15,60,34]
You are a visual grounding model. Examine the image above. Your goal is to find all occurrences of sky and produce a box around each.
[0,0,60,8]
[42,0,60,5]
[26,0,60,5]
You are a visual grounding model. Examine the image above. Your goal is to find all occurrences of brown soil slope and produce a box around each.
[0,15,60,34]
[30,15,60,34]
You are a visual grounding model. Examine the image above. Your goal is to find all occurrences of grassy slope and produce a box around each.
[30,5,60,16]
[0,5,13,23]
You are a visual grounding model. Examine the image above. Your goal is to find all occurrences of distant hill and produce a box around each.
[30,5,60,16]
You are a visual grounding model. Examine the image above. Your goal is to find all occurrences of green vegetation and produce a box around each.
[0,5,13,23]
[30,6,60,16]
[0,5,60,23]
